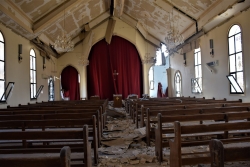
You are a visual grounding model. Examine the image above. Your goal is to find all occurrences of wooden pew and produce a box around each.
[155,111,250,163]
[0,116,98,164]
[146,106,250,146]
[0,109,102,146]
[0,125,92,167]
[0,146,71,167]
[209,139,250,167]
[141,102,250,129]
[168,121,250,167]
[133,99,243,128]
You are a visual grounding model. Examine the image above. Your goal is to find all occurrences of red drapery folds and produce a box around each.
[87,36,142,100]
[157,82,165,98]
[61,65,80,100]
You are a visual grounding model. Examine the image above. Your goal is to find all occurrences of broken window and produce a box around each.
[228,24,244,94]
[193,47,202,94]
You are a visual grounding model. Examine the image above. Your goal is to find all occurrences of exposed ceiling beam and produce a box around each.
[120,13,161,47]
[85,11,110,31]
[33,0,81,34]
[31,38,59,58]
[115,0,125,17]
[0,4,33,34]
[110,0,115,16]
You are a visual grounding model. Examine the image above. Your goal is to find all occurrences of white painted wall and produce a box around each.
[170,9,250,102]
[0,23,58,108]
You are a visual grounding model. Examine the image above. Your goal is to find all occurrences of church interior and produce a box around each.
[0,0,250,166]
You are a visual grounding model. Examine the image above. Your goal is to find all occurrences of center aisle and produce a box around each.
[97,104,167,167]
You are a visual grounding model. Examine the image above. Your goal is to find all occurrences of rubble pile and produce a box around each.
[97,103,250,167]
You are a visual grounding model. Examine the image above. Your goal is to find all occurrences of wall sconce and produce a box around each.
[183,53,187,66]
[42,57,46,70]
[18,44,22,62]
[210,39,214,56]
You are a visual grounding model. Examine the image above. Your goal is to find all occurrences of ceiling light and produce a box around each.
[53,1,74,52]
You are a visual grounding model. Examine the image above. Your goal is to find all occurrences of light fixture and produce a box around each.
[53,1,74,52]
[18,44,22,62]
[142,18,156,64]
[165,5,184,53]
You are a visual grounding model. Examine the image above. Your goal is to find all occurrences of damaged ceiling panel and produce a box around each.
[0,0,249,57]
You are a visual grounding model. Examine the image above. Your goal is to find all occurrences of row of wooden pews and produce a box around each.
[0,99,108,167]
[128,96,250,166]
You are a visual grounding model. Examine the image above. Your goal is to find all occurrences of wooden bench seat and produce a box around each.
[155,111,250,164]
[168,121,250,167]
[146,106,250,145]
[0,116,98,164]
[0,125,92,167]
[209,139,250,167]
[0,146,72,167]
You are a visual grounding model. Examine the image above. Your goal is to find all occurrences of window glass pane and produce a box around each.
[33,57,36,70]
[194,54,198,65]
[229,55,235,72]
[30,57,33,69]
[0,81,4,100]
[0,61,4,80]
[30,70,33,83]
[30,49,35,57]
[198,65,202,78]
[31,84,33,98]
[195,66,199,78]
[235,33,242,53]
[0,32,3,41]
[197,52,201,64]
[237,72,244,91]
[0,42,4,61]
[34,83,36,97]
[176,83,179,91]
[231,85,236,92]
[229,25,241,37]
[236,53,243,71]
[229,37,235,54]
[195,48,200,53]
[33,72,36,83]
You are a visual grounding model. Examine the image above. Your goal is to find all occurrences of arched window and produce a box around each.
[0,31,5,101]
[192,47,202,93]
[227,25,244,94]
[48,76,54,101]
[30,49,36,99]
[174,71,181,97]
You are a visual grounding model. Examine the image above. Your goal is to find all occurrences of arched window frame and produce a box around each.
[227,24,244,94]
[0,31,5,102]
[30,49,37,99]
[174,71,182,97]
[48,76,55,101]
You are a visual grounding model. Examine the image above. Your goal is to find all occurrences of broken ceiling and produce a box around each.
[0,0,249,57]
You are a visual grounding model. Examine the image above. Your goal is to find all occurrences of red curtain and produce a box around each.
[61,65,80,100]
[87,36,142,100]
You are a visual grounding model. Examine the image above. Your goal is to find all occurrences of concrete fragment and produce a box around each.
[129,160,140,165]
[140,158,146,164]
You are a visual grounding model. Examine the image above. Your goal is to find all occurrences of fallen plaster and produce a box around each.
[96,102,250,167]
